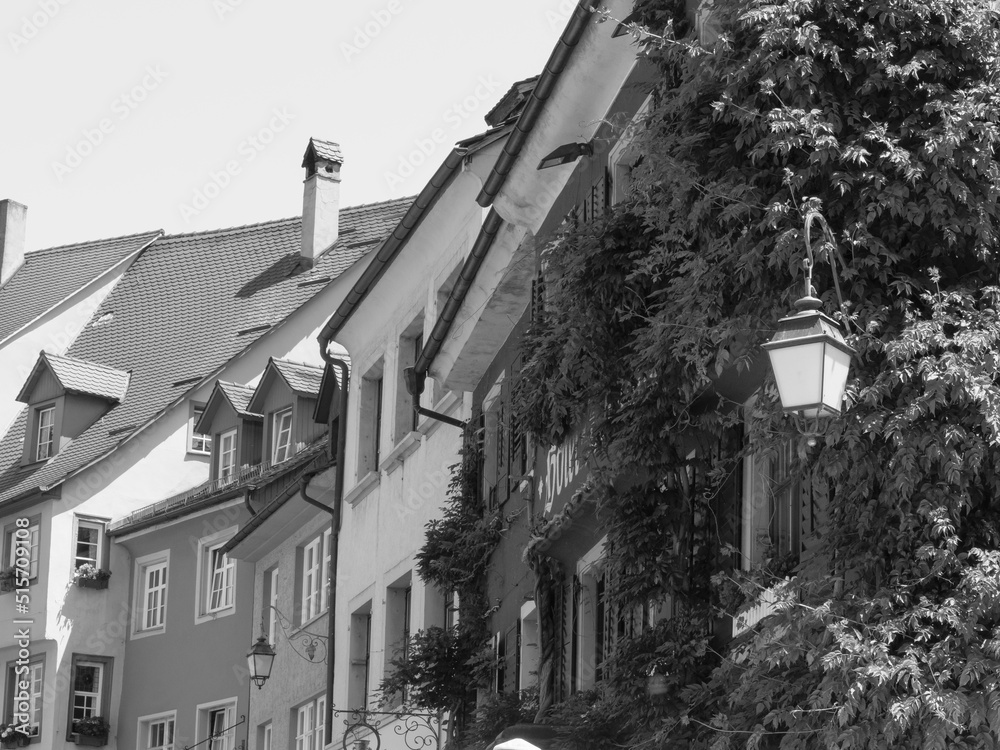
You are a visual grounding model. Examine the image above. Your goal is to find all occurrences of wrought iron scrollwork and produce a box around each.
[331,704,441,750]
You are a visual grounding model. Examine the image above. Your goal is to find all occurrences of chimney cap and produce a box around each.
[302,138,343,172]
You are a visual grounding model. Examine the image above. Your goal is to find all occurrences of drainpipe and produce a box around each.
[301,351,349,748]
[401,208,505,430]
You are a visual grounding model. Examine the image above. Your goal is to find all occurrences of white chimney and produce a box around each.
[300,139,343,269]
[0,200,27,287]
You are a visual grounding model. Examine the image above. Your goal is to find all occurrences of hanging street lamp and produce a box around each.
[763,211,854,430]
[247,634,276,689]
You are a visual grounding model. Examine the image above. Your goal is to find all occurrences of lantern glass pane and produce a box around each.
[767,341,823,411]
[820,344,851,414]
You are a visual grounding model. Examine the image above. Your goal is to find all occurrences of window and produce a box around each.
[139,712,176,750]
[740,401,829,571]
[258,722,272,750]
[358,360,384,476]
[4,516,40,583]
[68,655,111,736]
[35,405,55,460]
[298,529,330,624]
[263,567,279,644]
[294,695,326,750]
[384,575,412,706]
[190,404,211,454]
[5,656,44,737]
[197,531,237,621]
[272,409,293,464]
[134,551,169,636]
[395,314,424,442]
[482,372,510,512]
[218,429,237,481]
[348,603,372,709]
[74,518,105,571]
[196,699,237,750]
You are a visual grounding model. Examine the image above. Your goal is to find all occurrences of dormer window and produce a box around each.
[15,352,129,466]
[218,429,237,481]
[272,409,293,463]
[35,405,55,460]
[247,357,325,467]
[196,382,263,484]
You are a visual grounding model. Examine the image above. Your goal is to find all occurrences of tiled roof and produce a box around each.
[271,359,323,397]
[0,197,412,505]
[17,352,130,403]
[0,230,160,344]
[217,381,259,418]
[303,138,343,166]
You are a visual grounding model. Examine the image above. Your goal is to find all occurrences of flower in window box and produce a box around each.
[0,723,31,747]
[0,568,16,593]
[74,564,111,589]
[72,716,109,745]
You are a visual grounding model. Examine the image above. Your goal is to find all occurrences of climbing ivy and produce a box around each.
[381,429,502,738]
[516,0,1000,746]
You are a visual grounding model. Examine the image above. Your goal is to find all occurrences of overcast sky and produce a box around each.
[1,0,578,251]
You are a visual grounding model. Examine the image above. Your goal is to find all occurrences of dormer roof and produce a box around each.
[197,381,262,433]
[313,358,351,424]
[247,358,323,414]
[16,352,130,404]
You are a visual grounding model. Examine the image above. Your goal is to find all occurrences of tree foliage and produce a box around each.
[516,0,1000,746]
[381,433,501,735]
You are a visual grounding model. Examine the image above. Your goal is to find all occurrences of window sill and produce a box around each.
[195,606,236,625]
[345,471,380,507]
[130,625,165,641]
[186,448,211,457]
[295,608,329,634]
[379,432,422,474]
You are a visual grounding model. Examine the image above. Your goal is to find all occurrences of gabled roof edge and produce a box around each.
[0,231,162,349]
[476,0,602,207]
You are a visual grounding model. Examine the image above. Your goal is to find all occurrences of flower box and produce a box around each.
[76,576,108,590]
[73,565,111,590]
[73,733,107,746]
[1,733,30,748]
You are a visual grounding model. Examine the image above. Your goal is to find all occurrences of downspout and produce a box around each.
[402,208,505,425]
[301,351,349,748]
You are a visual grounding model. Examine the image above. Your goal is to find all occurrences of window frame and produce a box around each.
[195,698,238,750]
[195,528,237,624]
[272,408,293,464]
[5,653,44,740]
[297,528,330,625]
[137,710,176,750]
[132,550,170,638]
[67,654,112,739]
[189,403,212,455]
[294,695,326,750]
[35,404,55,461]
[72,516,107,573]
[3,515,41,584]
[217,428,237,481]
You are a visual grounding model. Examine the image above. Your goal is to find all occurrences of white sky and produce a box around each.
[1,0,579,252]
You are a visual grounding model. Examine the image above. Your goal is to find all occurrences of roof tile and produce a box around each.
[0,197,412,505]
[0,231,160,344]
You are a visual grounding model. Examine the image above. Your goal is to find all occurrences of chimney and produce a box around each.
[300,138,343,269]
[0,200,27,286]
